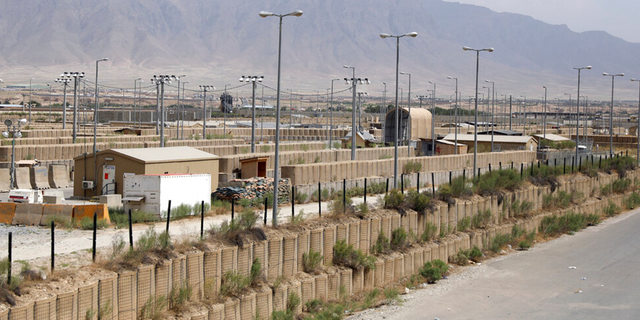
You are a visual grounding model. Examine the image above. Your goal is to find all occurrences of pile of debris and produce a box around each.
[212,177,291,204]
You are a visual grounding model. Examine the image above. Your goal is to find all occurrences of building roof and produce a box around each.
[342,131,378,142]
[75,146,219,163]
[533,133,570,142]
[478,129,523,136]
[436,140,463,146]
[442,134,534,144]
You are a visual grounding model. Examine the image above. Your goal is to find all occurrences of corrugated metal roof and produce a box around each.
[533,133,570,141]
[109,146,219,163]
[442,134,534,144]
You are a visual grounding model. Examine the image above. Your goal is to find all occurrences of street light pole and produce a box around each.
[447,76,459,154]
[28,78,34,124]
[463,46,494,179]
[2,118,26,189]
[380,31,418,189]
[240,76,264,153]
[343,66,370,160]
[151,75,178,147]
[400,72,412,157]
[632,79,640,165]
[571,66,591,164]
[357,92,368,131]
[543,86,548,142]
[485,80,495,151]
[134,78,142,129]
[46,83,52,123]
[382,82,387,144]
[330,78,340,149]
[176,75,186,139]
[181,81,188,139]
[603,72,624,156]
[200,85,215,140]
[259,9,303,226]
[55,77,71,129]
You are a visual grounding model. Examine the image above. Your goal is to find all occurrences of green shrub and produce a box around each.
[109,208,158,228]
[171,203,193,220]
[295,191,308,204]
[249,258,262,286]
[612,178,631,194]
[333,240,375,270]
[328,197,353,215]
[457,216,471,232]
[403,161,422,174]
[383,288,400,303]
[471,209,492,229]
[390,228,408,251]
[451,246,482,265]
[193,201,210,216]
[405,190,432,213]
[603,200,621,217]
[489,233,512,253]
[79,217,109,230]
[419,259,449,284]
[169,283,192,312]
[356,202,369,215]
[474,169,522,196]
[439,223,451,238]
[371,231,390,255]
[624,192,640,209]
[539,212,601,236]
[346,186,364,198]
[421,222,438,242]
[383,189,404,209]
[368,182,386,195]
[302,251,324,274]
[220,271,249,297]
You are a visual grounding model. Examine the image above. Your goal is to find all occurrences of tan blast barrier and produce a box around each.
[187,251,205,301]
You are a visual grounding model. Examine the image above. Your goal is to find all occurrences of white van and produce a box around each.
[8,189,44,203]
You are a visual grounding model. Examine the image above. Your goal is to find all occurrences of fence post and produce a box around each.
[571,158,575,173]
[92,213,97,262]
[7,232,11,285]
[599,157,602,169]
[417,174,420,192]
[489,163,492,173]
[385,178,389,194]
[520,163,523,179]
[318,182,322,217]
[401,173,404,193]
[499,162,502,170]
[264,198,268,225]
[511,161,514,170]
[51,221,55,272]
[128,209,133,248]
[530,161,534,176]
[232,198,235,221]
[463,169,465,181]
[478,167,481,178]
[579,157,582,172]
[343,179,347,215]
[200,200,205,239]
[364,179,367,203]
[166,200,172,233]
[431,172,435,195]
[291,186,295,218]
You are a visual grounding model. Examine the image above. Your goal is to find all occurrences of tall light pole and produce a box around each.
[357,91,368,131]
[329,78,340,149]
[448,76,459,154]
[46,83,53,123]
[259,9,303,225]
[571,66,591,164]
[428,81,436,156]
[134,78,142,129]
[176,75,186,139]
[485,80,495,152]
[463,46,494,179]
[224,84,231,129]
[151,75,178,147]
[63,72,84,142]
[2,118,26,189]
[520,96,526,135]
[200,85,215,139]
[343,65,370,160]
[400,72,412,156]
[92,58,108,158]
[632,79,640,165]
[543,86,548,142]
[564,93,572,138]
[55,77,71,129]
[581,95,588,142]
[28,78,34,123]
[603,72,624,156]
[380,31,417,188]
[382,82,387,143]
[181,81,189,139]
[240,76,264,153]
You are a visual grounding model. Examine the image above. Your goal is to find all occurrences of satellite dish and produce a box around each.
[4,119,12,126]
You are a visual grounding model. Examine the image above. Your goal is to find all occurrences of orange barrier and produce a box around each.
[0,202,16,224]
[73,204,110,224]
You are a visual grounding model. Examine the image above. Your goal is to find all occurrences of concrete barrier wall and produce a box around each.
[5,170,637,320]
[49,164,70,188]
[15,167,32,189]
[30,166,50,190]
[0,168,10,192]
[6,203,110,226]
[284,150,536,186]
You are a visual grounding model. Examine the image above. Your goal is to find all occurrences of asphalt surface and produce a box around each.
[366,208,640,320]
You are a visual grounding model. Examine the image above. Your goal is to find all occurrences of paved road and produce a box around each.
[356,208,640,320]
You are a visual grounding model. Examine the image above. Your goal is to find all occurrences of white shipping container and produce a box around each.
[123,173,211,219]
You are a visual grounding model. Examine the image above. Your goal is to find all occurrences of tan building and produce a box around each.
[73,146,219,198]
[384,108,433,143]
[442,134,538,152]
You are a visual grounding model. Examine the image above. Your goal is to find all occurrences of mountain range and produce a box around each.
[1,0,639,100]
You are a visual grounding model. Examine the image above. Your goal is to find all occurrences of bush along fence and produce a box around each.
[1,161,639,319]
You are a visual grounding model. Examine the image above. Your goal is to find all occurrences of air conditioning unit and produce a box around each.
[82,181,94,189]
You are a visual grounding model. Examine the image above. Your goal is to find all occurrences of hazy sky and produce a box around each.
[446,0,640,43]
